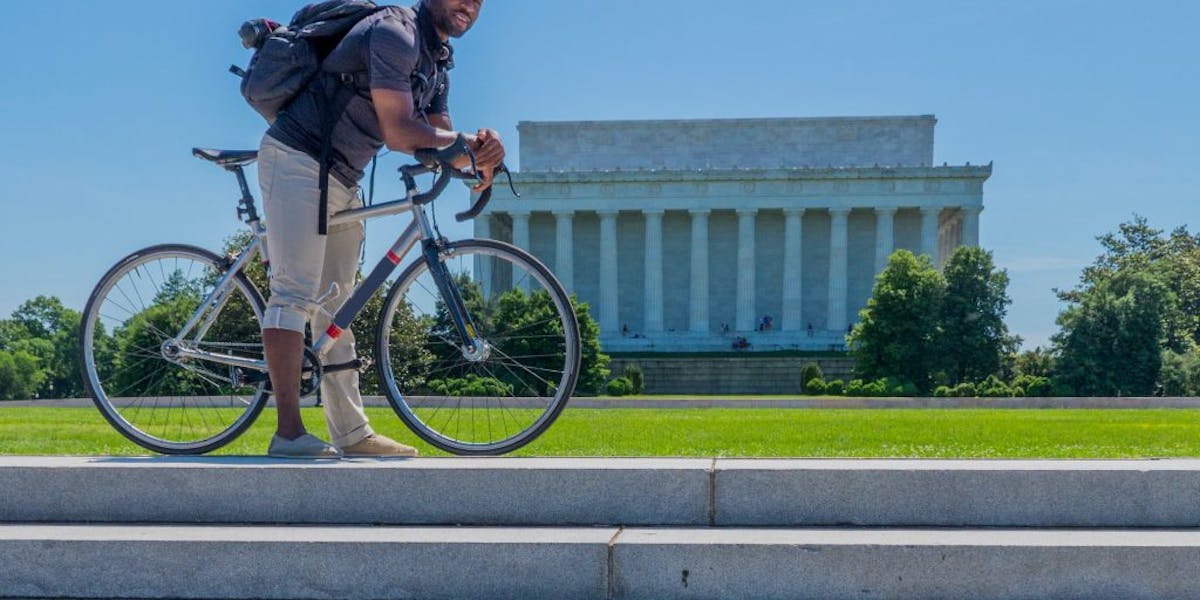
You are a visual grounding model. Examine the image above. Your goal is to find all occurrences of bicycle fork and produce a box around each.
[421,239,489,361]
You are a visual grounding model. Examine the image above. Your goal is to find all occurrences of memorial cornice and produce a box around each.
[486,164,990,214]
[507,164,992,184]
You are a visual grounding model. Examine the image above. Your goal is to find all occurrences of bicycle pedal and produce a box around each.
[323,358,370,374]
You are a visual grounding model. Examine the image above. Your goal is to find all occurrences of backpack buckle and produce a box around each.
[339,73,355,85]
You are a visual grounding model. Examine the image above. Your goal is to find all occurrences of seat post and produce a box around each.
[228,165,261,223]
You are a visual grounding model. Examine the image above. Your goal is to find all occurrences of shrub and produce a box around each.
[978,375,1012,397]
[899,381,919,397]
[846,379,865,396]
[805,378,828,395]
[1013,374,1054,397]
[826,379,845,395]
[951,382,978,397]
[605,377,633,396]
[427,374,514,397]
[863,379,889,397]
[623,364,645,394]
[800,363,824,389]
[934,385,952,398]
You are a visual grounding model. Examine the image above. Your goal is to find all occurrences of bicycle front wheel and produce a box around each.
[80,244,269,454]
[377,239,581,455]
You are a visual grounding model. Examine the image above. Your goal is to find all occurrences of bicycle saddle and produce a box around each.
[192,148,258,167]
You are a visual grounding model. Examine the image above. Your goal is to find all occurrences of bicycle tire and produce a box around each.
[79,243,269,454]
[376,238,581,455]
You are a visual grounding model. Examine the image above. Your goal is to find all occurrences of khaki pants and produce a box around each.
[257,133,373,448]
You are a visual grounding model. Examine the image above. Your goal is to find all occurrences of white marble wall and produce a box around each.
[519,116,937,172]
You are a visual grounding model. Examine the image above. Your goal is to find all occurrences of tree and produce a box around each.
[1159,349,1200,397]
[936,247,1014,384]
[1053,270,1173,396]
[848,250,945,392]
[0,349,44,400]
[1,296,83,399]
[1061,215,1200,350]
[222,231,269,295]
[1050,216,1200,396]
[1012,346,1055,379]
[571,296,610,394]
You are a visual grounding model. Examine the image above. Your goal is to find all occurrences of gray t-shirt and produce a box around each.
[268,5,450,188]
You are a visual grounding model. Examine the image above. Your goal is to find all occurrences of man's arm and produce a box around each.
[427,112,453,131]
[373,92,503,166]
[372,88,461,153]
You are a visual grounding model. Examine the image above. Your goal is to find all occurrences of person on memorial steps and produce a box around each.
[259,0,504,457]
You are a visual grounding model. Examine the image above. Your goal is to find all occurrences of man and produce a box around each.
[258,0,503,457]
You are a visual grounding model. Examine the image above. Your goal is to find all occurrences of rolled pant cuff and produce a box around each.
[332,423,375,449]
[261,305,308,334]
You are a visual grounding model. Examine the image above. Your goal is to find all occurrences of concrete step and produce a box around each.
[4,457,1200,527]
[4,524,1200,600]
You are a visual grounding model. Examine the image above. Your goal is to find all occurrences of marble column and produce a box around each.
[553,210,574,291]
[642,210,665,333]
[510,210,531,290]
[688,209,710,334]
[874,207,896,273]
[827,207,850,332]
[736,209,757,331]
[962,206,982,247]
[598,210,619,334]
[920,206,940,264]
[782,208,804,331]
[474,215,493,299]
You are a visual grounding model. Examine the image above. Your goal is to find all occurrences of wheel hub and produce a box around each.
[160,340,185,361]
[461,339,491,362]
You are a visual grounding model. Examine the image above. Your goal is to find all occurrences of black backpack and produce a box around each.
[233,0,383,123]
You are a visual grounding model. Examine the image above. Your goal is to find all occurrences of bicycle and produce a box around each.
[79,141,581,456]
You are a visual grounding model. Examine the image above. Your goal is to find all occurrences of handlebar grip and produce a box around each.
[413,147,440,168]
[455,186,493,223]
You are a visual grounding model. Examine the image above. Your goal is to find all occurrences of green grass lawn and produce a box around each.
[4,406,1200,458]
[589,394,855,400]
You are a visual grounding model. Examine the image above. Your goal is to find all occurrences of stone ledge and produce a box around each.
[0,525,612,600]
[5,524,1200,600]
[613,527,1200,600]
[5,457,1200,528]
[0,457,710,527]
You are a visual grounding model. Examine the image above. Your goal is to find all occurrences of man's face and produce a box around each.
[426,0,483,39]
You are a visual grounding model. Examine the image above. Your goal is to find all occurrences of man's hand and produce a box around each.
[472,129,505,167]
[469,128,505,192]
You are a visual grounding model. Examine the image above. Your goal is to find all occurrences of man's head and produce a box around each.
[422,0,483,39]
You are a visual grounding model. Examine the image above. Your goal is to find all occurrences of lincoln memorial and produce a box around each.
[481,115,991,352]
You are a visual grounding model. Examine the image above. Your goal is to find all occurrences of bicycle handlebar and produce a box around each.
[401,134,519,223]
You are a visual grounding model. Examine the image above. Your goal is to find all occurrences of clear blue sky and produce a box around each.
[1,1,1196,349]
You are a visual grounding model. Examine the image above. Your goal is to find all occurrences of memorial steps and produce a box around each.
[3,457,1199,599]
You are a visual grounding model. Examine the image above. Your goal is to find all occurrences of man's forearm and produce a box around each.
[384,117,462,154]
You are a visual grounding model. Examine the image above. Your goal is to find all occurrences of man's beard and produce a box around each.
[430,4,470,38]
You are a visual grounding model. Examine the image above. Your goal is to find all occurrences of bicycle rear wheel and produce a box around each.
[80,244,269,454]
[377,239,581,455]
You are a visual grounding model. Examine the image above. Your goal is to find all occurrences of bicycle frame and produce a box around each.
[171,175,484,376]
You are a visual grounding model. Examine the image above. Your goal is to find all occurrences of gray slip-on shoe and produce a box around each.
[268,433,343,458]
